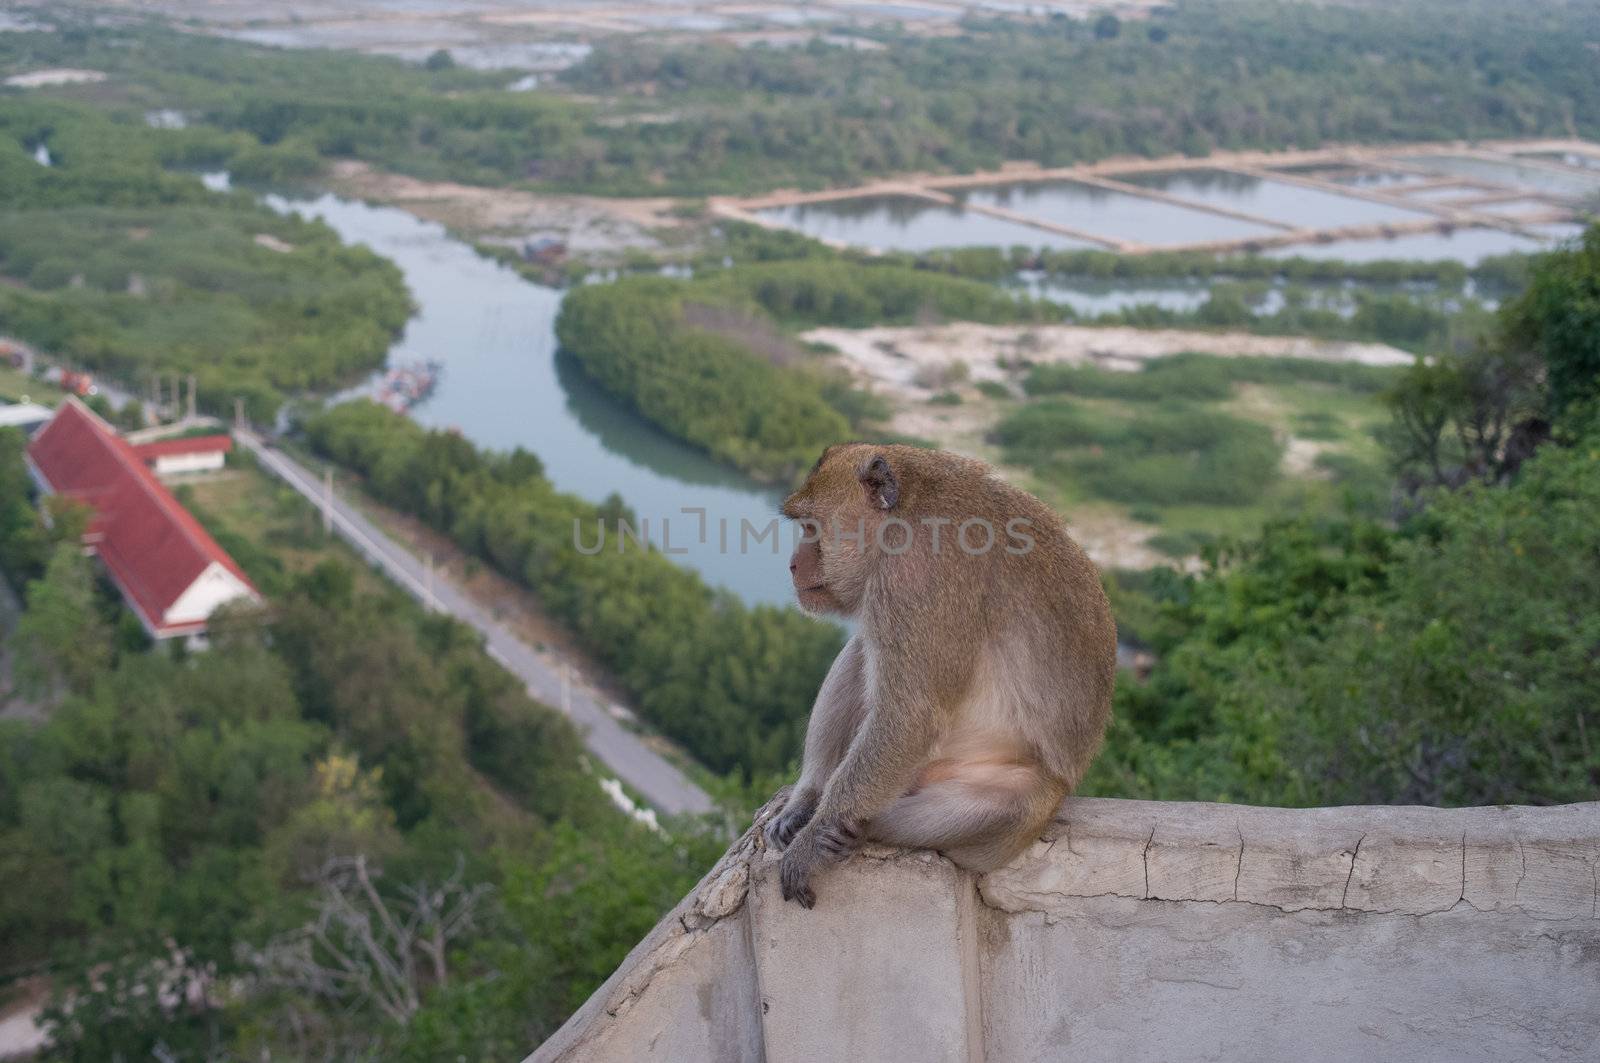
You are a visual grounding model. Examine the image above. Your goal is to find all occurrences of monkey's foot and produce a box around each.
[779,853,816,909]
[813,816,861,859]
[765,789,818,851]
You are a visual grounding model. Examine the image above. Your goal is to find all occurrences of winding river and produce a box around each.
[267,193,794,605]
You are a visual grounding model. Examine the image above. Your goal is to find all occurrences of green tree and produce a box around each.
[1502,224,1600,415]
[15,543,112,696]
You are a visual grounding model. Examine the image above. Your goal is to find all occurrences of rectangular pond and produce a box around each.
[1260,225,1579,265]
[1517,151,1600,173]
[755,195,1100,251]
[957,180,1280,247]
[1283,167,1430,191]
[1391,155,1600,199]
[1118,169,1433,229]
[1396,184,1491,203]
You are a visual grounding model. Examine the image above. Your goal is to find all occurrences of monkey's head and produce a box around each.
[781,443,911,617]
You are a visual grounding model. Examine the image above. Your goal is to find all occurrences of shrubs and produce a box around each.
[0,98,409,421]
[1024,352,1401,402]
[555,260,1050,481]
[556,277,850,482]
[993,399,1117,454]
[1083,407,1282,507]
[996,399,1282,507]
[304,401,843,778]
[701,259,1050,327]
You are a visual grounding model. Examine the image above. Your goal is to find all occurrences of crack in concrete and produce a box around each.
[1514,837,1528,907]
[1458,832,1468,906]
[1340,833,1367,909]
[978,886,1595,922]
[1234,822,1245,903]
[1142,825,1156,899]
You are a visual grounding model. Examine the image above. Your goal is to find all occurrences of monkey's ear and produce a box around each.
[859,454,899,510]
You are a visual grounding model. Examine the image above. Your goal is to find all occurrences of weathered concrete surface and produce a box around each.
[750,846,980,1063]
[525,805,767,1063]
[526,798,1600,1063]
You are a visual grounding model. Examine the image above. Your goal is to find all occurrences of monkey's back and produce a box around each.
[974,477,1117,787]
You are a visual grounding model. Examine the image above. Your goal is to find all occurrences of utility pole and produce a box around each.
[233,397,245,431]
[186,374,197,420]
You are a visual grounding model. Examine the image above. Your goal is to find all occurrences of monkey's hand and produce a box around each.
[764,788,818,851]
[778,815,860,909]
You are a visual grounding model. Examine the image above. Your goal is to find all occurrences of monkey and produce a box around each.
[765,443,1116,909]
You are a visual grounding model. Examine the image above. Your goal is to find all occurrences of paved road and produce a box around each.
[235,429,714,817]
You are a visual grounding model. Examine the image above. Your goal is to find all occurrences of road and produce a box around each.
[234,429,714,817]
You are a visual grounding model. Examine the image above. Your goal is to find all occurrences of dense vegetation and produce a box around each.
[895,243,1533,290]
[555,262,1049,479]
[0,441,724,1060]
[7,3,1600,196]
[302,402,845,776]
[555,277,852,482]
[1085,226,1600,805]
[0,14,585,187]
[560,0,1600,193]
[0,97,409,419]
[991,352,1398,555]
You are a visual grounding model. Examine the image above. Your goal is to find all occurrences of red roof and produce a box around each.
[26,399,258,638]
[130,434,234,461]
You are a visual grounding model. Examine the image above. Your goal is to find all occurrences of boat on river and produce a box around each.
[374,358,440,413]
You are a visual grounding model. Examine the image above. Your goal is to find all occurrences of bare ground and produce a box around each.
[806,322,1412,405]
[324,160,684,253]
[812,322,1403,569]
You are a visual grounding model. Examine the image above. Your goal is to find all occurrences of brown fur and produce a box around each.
[768,444,1116,908]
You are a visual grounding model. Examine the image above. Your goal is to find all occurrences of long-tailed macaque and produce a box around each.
[767,444,1116,908]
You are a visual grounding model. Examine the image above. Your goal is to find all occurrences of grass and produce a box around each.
[998,401,1283,507]
[174,450,391,598]
[1024,352,1401,402]
[993,354,1400,561]
[0,365,63,405]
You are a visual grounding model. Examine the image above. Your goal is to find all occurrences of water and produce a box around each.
[1305,169,1427,190]
[1262,225,1573,264]
[958,181,1278,246]
[1520,151,1600,173]
[1013,273,1211,316]
[1018,272,1489,320]
[144,109,188,130]
[755,170,1552,261]
[1120,169,1431,229]
[1399,184,1485,203]
[1392,155,1600,200]
[758,195,1098,251]
[30,143,49,167]
[266,193,797,605]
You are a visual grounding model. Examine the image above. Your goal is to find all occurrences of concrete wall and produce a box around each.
[527,798,1600,1063]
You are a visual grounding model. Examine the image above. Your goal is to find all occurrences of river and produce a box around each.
[266,193,797,605]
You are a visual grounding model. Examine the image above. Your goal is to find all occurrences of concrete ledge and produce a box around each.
[527,798,1600,1063]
